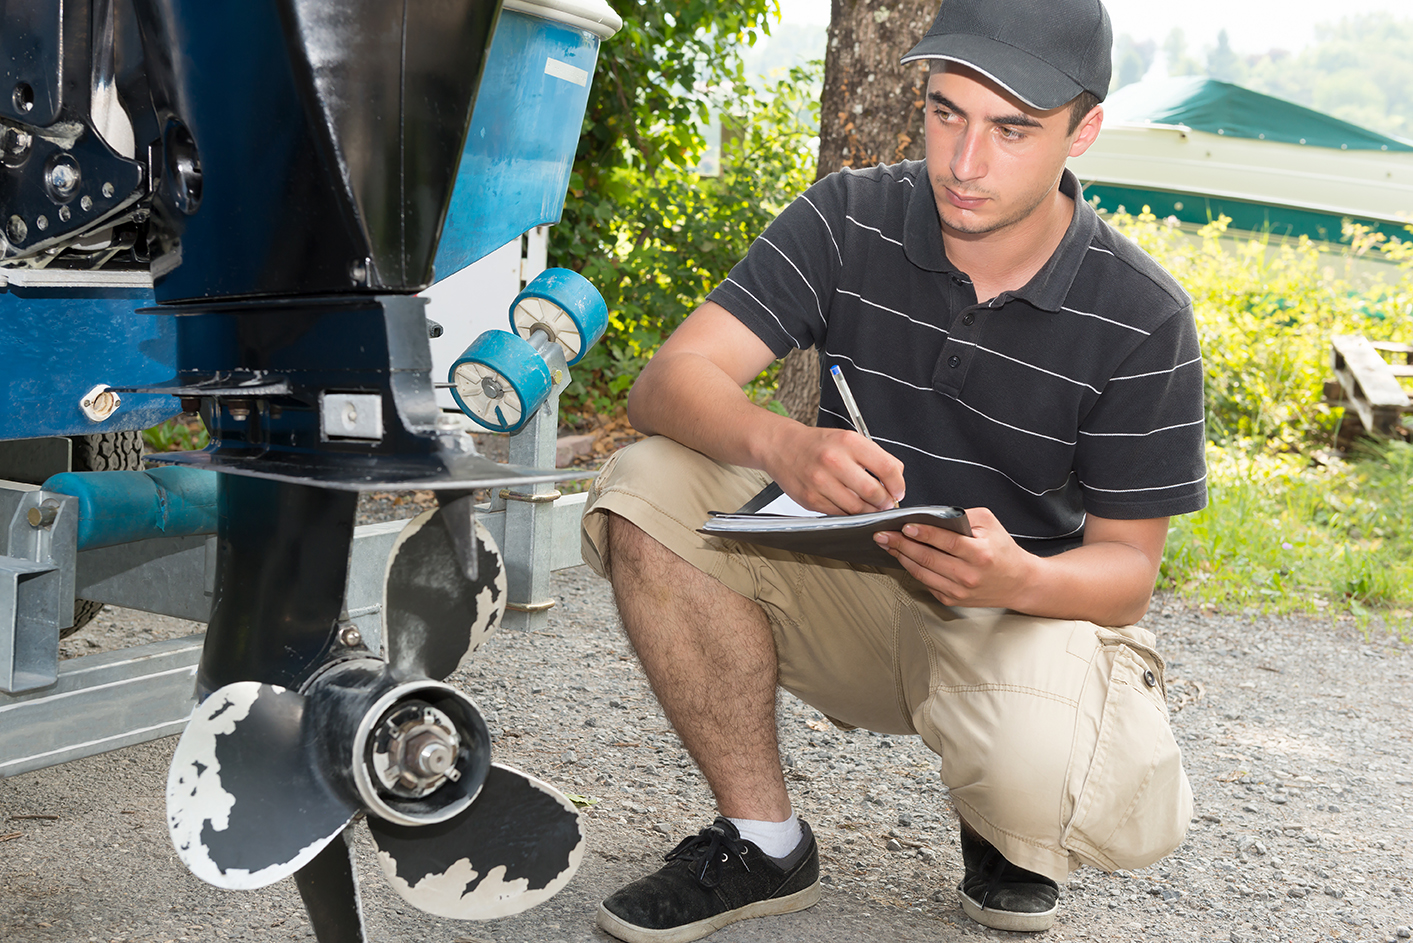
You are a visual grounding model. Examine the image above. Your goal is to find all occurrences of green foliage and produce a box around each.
[553,0,778,271]
[562,65,821,415]
[551,1,792,418]
[142,416,209,452]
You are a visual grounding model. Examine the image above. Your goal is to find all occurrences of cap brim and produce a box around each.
[901,33,1087,110]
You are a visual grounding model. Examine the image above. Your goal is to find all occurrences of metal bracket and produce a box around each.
[0,482,78,693]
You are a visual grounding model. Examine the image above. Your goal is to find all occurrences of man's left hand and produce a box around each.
[873,507,1035,608]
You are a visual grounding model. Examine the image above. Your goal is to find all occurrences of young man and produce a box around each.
[580,0,1206,938]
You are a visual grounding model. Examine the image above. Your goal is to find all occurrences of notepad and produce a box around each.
[701,483,970,569]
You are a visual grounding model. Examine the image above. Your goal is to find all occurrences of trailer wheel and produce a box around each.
[61,431,146,637]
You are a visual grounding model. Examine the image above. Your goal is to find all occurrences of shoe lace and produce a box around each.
[664,822,752,888]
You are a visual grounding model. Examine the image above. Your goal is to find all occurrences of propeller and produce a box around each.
[382,498,506,681]
[166,501,583,936]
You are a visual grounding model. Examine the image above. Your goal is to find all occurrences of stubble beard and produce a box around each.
[931,172,1055,237]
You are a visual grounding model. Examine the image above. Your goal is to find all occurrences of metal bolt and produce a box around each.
[57,205,69,222]
[343,402,358,426]
[101,181,114,198]
[80,195,92,211]
[338,624,362,648]
[404,731,456,777]
[2,126,31,162]
[480,375,504,399]
[226,400,251,421]
[348,259,369,284]
[35,214,47,231]
[27,502,58,528]
[7,214,27,243]
[47,160,80,197]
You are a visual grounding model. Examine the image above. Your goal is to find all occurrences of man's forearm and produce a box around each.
[627,350,794,472]
[1011,540,1161,626]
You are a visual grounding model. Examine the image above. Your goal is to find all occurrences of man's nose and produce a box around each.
[951,128,986,183]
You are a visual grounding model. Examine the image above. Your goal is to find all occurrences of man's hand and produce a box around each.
[765,424,905,516]
[873,510,1170,625]
[873,506,1034,606]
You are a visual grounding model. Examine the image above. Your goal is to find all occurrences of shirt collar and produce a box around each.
[904,167,1098,312]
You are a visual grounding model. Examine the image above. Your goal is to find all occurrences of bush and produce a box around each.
[559,65,821,418]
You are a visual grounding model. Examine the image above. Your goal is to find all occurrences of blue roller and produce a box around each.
[509,268,608,366]
[43,466,221,551]
[448,330,553,433]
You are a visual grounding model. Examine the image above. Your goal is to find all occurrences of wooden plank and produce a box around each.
[1331,334,1411,436]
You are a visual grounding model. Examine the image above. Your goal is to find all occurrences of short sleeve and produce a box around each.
[706,175,847,357]
[1074,306,1208,519]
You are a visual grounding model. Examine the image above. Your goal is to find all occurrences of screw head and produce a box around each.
[338,624,362,648]
[7,214,27,243]
[46,159,80,198]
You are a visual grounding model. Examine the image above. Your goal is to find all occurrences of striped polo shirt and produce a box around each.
[707,161,1207,556]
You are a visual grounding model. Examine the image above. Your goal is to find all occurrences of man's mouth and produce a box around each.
[944,187,989,210]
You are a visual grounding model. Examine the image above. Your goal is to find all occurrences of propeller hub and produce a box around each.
[371,701,464,797]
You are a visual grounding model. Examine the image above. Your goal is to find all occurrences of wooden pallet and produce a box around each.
[1327,335,1413,450]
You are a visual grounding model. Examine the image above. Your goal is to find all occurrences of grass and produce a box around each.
[1160,440,1413,638]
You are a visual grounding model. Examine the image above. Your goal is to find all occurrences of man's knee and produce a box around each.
[930,637,1192,878]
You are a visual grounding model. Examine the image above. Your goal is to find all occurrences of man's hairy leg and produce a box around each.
[604,512,791,822]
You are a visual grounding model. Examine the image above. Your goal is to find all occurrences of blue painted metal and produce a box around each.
[434,10,601,278]
[43,466,219,551]
[0,287,180,439]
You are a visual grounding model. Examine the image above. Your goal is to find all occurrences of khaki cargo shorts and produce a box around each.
[581,436,1193,882]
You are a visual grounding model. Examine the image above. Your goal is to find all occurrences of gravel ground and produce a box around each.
[4,515,1411,943]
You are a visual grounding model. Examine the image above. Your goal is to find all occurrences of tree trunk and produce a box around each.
[773,0,935,425]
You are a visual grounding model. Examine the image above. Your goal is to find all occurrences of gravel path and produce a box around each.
[3,546,1411,942]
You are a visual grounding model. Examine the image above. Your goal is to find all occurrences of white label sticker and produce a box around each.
[544,57,588,87]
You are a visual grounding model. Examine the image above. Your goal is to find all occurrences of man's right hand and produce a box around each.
[763,423,905,516]
[627,300,903,515]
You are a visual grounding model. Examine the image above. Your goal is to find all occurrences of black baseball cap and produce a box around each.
[901,0,1113,110]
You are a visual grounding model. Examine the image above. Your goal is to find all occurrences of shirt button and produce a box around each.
[962,313,975,326]
[948,355,961,368]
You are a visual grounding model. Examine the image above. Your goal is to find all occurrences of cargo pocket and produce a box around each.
[1060,635,1193,873]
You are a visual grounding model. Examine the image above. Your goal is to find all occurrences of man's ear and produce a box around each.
[1068,104,1104,158]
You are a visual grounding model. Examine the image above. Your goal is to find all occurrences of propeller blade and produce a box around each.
[294,831,369,943]
[367,763,584,920]
[166,682,357,889]
[383,504,506,680]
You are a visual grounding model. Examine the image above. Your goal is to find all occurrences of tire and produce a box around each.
[61,430,146,637]
[70,429,144,472]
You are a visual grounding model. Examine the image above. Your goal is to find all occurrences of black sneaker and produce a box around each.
[596,817,821,943]
[957,825,1059,932]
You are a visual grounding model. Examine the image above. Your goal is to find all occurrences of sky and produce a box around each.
[777,0,1408,55]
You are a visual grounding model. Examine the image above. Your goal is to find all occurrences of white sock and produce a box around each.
[727,814,803,859]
